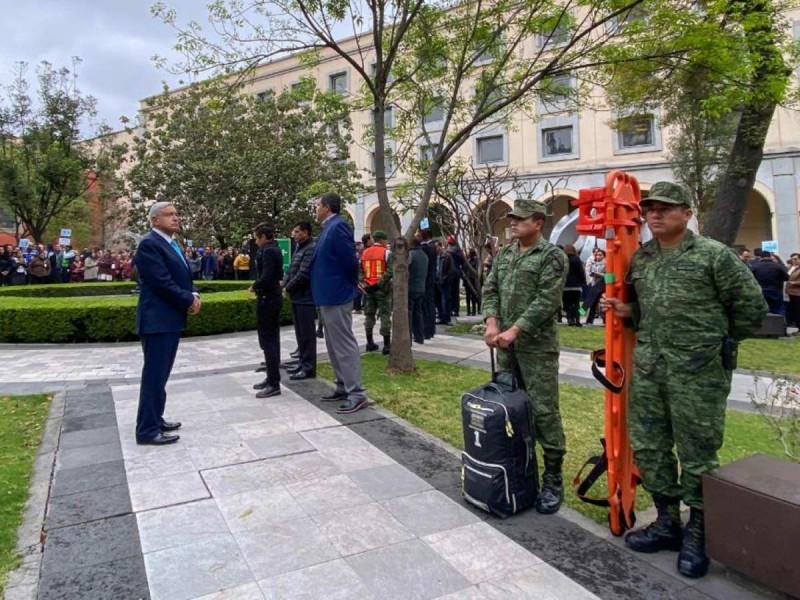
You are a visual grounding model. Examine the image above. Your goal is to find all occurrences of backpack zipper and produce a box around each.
[463,452,510,505]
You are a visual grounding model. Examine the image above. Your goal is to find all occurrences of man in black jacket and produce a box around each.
[418,229,438,339]
[750,251,789,315]
[250,223,284,398]
[284,221,317,380]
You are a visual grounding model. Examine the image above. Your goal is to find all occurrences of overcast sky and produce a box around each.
[0,0,211,135]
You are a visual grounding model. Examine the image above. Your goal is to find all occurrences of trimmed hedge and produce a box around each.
[0,290,294,343]
[0,280,251,298]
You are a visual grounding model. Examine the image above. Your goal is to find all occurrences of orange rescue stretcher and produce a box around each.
[571,170,642,536]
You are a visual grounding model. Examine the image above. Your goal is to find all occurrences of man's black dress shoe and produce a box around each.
[321,390,347,401]
[161,421,182,431]
[256,384,281,398]
[289,371,316,381]
[253,379,270,390]
[137,432,180,445]
[336,397,368,414]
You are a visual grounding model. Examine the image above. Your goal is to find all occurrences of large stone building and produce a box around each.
[138,13,800,254]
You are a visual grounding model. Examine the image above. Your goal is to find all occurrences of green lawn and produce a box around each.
[0,395,51,593]
[448,322,800,376]
[321,355,788,524]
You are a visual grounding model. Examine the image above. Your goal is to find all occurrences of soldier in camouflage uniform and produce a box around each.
[360,230,393,355]
[602,182,767,578]
[482,199,568,515]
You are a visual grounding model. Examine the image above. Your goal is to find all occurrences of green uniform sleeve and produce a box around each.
[482,251,501,321]
[379,252,393,289]
[713,247,768,340]
[513,247,567,334]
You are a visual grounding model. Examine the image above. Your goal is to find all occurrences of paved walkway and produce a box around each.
[3,320,784,600]
[0,316,770,411]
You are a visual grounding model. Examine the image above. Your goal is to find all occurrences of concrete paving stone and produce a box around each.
[235,518,340,580]
[311,502,415,556]
[37,555,149,600]
[258,558,372,600]
[277,409,341,432]
[347,463,434,501]
[285,473,373,516]
[217,405,277,425]
[215,487,306,533]
[299,425,367,451]
[45,483,131,530]
[693,573,781,600]
[145,534,254,600]
[244,432,314,460]
[50,459,127,498]
[317,443,396,473]
[62,399,115,420]
[232,418,295,439]
[194,582,266,600]
[434,587,487,600]
[129,471,210,512]
[178,424,244,446]
[477,564,600,599]
[124,447,198,483]
[2,583,37,600]
[185,441,259,471]
[41,514,141,576]
[56,441,122,471]
[423,522,541,585]
[346,538,471,600]
[137,498,230,554]
[5,554,40,590]
[209,393,270,410]
[60,410,117,433]
[59,426,119,450]
[202,452,341,497]
[381,490,481,537]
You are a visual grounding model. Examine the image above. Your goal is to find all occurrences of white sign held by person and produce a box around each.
[761,240,779,254]
[60,229,72,237]
[19,239,30,249]
[420,217,430,230]
[59,237,71,246]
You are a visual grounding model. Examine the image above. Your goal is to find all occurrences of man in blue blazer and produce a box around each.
[310,192,368,413]
[134,202,200,445]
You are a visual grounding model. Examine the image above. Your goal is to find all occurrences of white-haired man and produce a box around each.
[134,202,200,445]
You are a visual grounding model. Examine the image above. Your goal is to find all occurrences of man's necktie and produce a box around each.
[170,239,187,265]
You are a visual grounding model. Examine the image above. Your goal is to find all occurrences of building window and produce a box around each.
[370,148,393,176]
[608,6,646,35]
[372,106,393,130]
[537,74,574,115]
[420,144,436,162]
[536,16,572,48]
[476,134,506,165]
[328,71,348,95]
[255,90,274,102]
[538,115,579,162]
[422,104,444,127]
[612,112,662,154]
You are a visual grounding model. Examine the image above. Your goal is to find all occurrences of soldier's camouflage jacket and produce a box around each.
[482,237,567,353]
[627,230,767,373]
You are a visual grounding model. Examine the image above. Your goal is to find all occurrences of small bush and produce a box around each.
[0,280,251,298]
[0,289,294,343]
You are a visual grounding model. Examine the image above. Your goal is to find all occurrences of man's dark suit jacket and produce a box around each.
[134,231,196,335]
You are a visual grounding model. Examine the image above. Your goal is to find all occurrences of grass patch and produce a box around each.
[448,322,800,376]
[320,355,788,523]
[0,394,51,593]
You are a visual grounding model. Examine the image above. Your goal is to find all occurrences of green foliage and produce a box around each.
[126,79,361,246]
[0,287,293,342]
[0,394,51,592]
[0,60,125,244]
[0,280,250,298]
[42,197,91,249]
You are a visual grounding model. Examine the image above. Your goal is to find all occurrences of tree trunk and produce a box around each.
[702,101,777,245]
[388,235,414,372]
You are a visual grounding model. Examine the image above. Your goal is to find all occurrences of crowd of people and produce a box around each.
[0,243,136,285]
[739,247,800,331]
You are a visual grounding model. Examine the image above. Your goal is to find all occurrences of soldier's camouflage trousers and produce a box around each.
[497,348,566,458]
[364,289,392,336]
[628,352,730,509]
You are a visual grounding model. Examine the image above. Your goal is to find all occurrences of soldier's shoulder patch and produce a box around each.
[549,252,565,272]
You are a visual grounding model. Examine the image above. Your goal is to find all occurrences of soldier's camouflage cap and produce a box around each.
[372,230,388,240]
[507,199,548,219]
[642,182,694,209]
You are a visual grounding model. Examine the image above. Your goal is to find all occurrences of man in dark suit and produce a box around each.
[309,192,367,414]
[134,202,200,445]
[283,221,317,380]
[251,223,284,398]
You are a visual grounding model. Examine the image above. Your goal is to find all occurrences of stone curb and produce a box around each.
[3,392,65,600]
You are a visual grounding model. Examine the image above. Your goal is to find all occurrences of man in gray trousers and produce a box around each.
[309,192,368,414]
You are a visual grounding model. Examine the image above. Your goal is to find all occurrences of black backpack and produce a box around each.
[461,349,538,518]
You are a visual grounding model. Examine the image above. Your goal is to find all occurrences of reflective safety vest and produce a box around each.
[361,245,387,285]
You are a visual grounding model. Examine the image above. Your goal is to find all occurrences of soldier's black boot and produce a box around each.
[625,495,682,553]
[677,508,710,578]
[365,332,379,352]
[536,455,564,514]
[382,335,391,355]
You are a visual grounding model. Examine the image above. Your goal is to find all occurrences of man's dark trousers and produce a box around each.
[423,286,436,338]
[292,303,317,374]
[440,279,452,324]
[257,298,282,385]
[762,289,785,315]
[409,292,425,343]
[137,331,181,441]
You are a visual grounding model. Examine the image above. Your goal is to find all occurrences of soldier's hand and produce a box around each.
[484,322,500,348]
[599,296,632,319]
[496,326,519,349]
